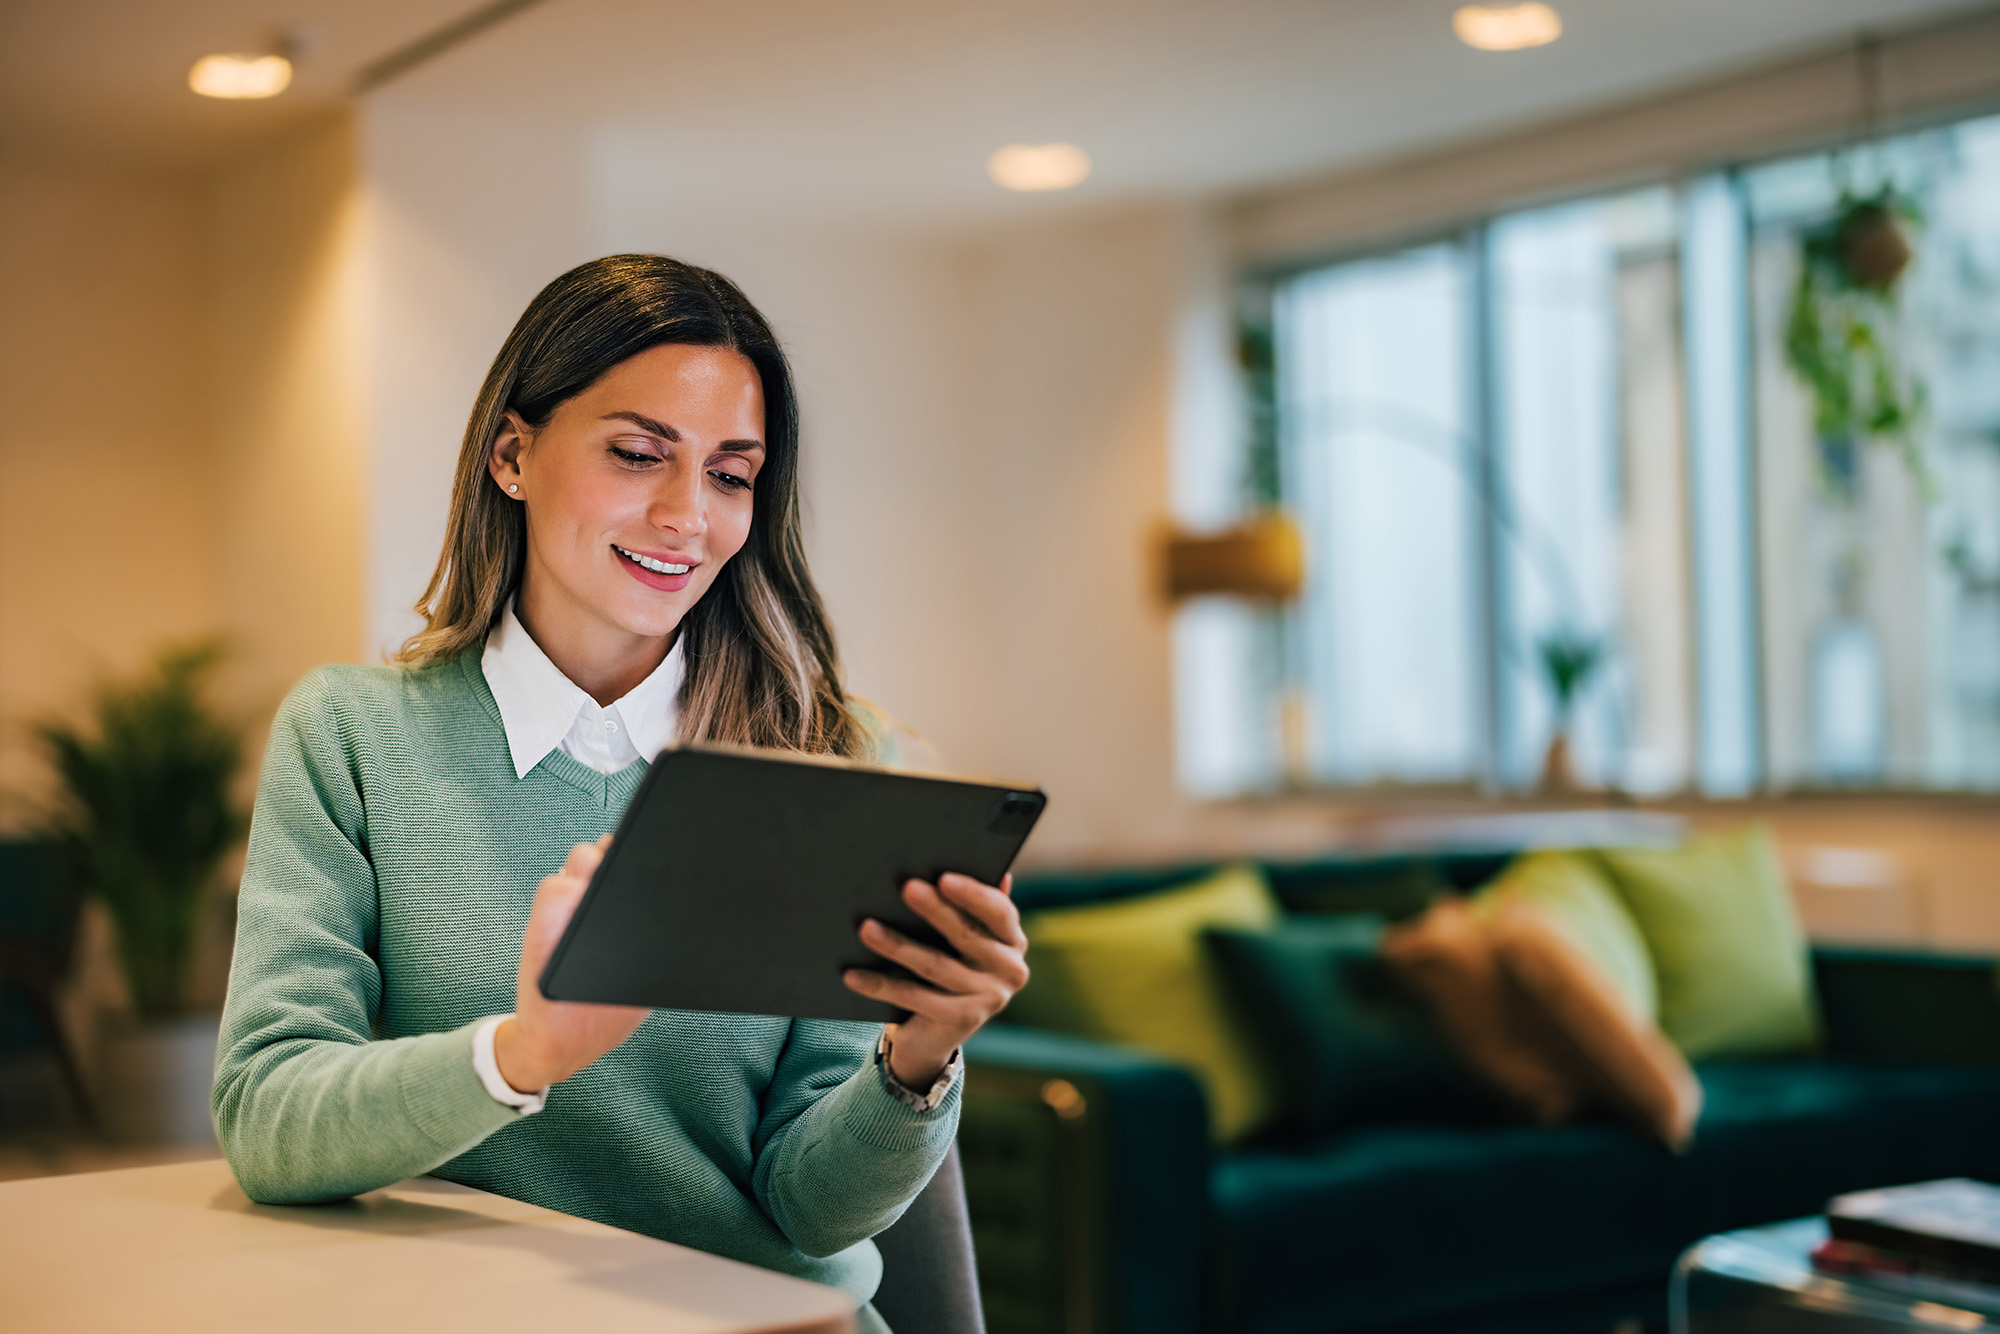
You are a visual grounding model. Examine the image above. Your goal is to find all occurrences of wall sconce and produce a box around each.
[1159,513,1305,602]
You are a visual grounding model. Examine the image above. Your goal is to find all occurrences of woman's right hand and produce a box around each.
[494,837,649,1093]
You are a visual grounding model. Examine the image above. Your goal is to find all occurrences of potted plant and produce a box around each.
[36,641,245,1143]
[1537,630,1605,793]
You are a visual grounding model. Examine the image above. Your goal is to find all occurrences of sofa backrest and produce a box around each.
[1013,851,1517,921]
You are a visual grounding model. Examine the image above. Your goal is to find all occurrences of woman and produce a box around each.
[212,255,1028,1332]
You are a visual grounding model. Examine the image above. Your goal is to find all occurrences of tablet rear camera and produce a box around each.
[988,792,1043,837]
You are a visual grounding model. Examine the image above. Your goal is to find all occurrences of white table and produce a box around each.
[0,1158,857,1333]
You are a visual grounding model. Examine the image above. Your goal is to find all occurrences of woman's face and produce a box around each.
[492,343,766,652]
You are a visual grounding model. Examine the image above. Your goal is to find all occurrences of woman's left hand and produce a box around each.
[844,872,1029,1090]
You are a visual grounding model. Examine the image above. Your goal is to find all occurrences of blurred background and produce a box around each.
[3,0,2000,1290]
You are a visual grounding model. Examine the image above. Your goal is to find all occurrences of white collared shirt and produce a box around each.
[481,603,684,779]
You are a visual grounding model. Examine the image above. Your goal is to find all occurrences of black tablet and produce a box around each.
[537,745,1047,1022]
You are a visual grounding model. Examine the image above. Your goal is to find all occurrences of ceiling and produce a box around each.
[0,0,477,170]
[3,0,1993,212]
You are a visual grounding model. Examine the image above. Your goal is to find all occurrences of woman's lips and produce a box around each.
[613,544,696,592]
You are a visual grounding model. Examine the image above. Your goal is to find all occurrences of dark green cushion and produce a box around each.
[1205,917,1499,1138]
[1212,1060,2000,1334]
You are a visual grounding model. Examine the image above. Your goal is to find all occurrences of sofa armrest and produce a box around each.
[962,1024,1209,1334]
[1813,947,2000,1064]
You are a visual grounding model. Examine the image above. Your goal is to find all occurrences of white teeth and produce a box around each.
[616,546,691,576]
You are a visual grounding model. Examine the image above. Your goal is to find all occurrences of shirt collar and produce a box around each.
[480,604,684,780]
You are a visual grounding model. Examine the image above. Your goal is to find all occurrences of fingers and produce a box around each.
[563,839,607,879]
[522,841,605,961]
[873,878,1029,996]
[858,919,985,993]
[913,875,1028,952]
[522,886,580,964]
[896,883,987,964]
[843,967,982,1023]
[940,873,1027,945]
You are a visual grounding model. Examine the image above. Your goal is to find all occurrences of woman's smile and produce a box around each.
[614,543,697,591]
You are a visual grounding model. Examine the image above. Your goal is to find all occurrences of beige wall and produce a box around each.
[0,154,219,829]
[204,118,368,743]
[0,119,367,833]
[1720,802,2000,953]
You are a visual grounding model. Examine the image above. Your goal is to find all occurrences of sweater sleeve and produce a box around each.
[749,1018,962,1258]
[211,673,518,1204]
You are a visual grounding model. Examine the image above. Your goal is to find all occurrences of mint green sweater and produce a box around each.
[212,655,960,1306]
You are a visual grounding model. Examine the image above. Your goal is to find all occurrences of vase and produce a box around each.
[1810,616,1886,782]
[1539,730,1581,794]
[97,1011,221,1146]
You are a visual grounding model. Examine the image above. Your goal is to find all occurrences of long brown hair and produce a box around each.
[397,254,866,758]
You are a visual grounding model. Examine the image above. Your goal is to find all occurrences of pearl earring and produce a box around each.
[508,484,519,494]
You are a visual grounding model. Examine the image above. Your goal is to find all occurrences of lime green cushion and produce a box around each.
[1597,824,1819,1060]
[1476,850,1658,1019]
[1011,863,1281,1142]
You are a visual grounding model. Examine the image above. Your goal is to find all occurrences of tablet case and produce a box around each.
[538,745,1047,1022]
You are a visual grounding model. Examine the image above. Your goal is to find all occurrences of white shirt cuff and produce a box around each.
[472,1015,548,1114]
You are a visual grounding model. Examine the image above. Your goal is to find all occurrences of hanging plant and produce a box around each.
[1236,314,1282,510]
[1783,185,1930,500]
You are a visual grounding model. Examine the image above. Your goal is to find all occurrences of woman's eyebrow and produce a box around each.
[601,410,763,453]
[601,410,680,440]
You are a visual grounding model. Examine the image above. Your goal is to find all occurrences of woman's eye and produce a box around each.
[610,446,659,466]
[710,469,753,491]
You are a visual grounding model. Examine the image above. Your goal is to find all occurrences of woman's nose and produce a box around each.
[647,465,706,536]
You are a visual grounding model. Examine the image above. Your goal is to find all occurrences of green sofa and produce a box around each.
[959,853,2000,1334]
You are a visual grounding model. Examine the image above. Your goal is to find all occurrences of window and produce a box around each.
[1278,243,1479,787]
[1177,108,2000,797]
[1744,117,2000,790]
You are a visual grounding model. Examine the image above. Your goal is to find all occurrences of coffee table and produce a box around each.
[1674,1217,2000,1332]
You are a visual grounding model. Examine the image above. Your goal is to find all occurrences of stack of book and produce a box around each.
[1814,1178,2000,1298]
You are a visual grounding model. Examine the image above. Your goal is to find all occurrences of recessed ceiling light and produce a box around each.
[189,53,293,100]
[987,143,1092,192]
[1453,3,1563,51]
